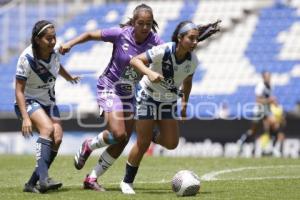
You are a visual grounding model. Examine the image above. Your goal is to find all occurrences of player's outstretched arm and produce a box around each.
[59,65,81,84]
[59,30,102,55]
[130,53,164,83]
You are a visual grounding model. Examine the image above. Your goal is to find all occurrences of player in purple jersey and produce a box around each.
[59,4,163,191]
[15,20,80,193]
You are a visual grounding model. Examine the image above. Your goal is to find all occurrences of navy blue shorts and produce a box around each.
[15,99,60,119]
[135,90,178,120]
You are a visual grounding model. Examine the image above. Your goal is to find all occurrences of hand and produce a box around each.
[68,76,81,84]
[148,71,164,83]
[59,43,72,55]
[22,118,33,138]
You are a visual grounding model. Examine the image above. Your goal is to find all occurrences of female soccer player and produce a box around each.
[59,4,163,191]
[120,20,220,194]
[15,20,80,193]
[237,71,279,154]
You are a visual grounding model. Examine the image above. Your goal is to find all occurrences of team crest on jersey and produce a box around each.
[121,66,139,81]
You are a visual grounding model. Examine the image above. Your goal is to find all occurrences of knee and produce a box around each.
[40,125,55,137]
[163,140,179,150]
[109,129,127,143]
[53,124,63,147]
[136,139,151,152]
[53,136,62,147]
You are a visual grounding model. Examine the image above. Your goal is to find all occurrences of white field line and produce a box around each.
[201,165,300,181]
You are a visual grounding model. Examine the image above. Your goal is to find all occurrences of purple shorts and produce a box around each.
[97,87,135,113]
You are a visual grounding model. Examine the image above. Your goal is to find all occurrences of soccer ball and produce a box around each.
[171,170,201,196]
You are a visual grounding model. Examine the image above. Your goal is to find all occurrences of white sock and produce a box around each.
[89,131,109,150]
[273,141,282,157]
[89,150,116,179]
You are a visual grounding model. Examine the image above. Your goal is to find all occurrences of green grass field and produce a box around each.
[1,155,300,200]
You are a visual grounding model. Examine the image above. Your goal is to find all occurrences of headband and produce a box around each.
[37,24,53,36]
[178,22,197,35]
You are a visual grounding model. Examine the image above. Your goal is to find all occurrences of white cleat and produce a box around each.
[120,181,135,194]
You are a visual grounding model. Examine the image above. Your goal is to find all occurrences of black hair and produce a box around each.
[31,20,54,59]
[120,3,158,33]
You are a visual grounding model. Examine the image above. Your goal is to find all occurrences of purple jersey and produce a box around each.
[96,26,163,112]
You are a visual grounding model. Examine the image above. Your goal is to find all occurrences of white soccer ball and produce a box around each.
[171,170,201,196]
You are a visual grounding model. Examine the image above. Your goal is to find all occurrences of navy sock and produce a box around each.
[27,149,57,186]
[27,168,38,186]
[123,162,139,183]
[36,137,52,182]
[49,150,58,168]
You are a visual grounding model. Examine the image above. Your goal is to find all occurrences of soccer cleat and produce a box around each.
[120,181,135,194]
[23,183,40,193]
[39,177,63,193]
[74,139,92,170]
[83,175,105,192]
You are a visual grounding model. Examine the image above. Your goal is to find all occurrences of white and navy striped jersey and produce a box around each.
[139,42,199,102]
[255,81,272,99]
[254,81,273,114]
[15,45,61,106]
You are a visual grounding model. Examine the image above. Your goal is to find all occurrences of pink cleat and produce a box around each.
[83,175,105,192]
[74,139,92,170]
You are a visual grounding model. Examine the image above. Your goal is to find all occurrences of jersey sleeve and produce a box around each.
[101,27,122,43]
[16,56,31,81]
[146,43,169,64]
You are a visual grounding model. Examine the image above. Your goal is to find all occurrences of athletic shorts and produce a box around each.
[135,88,178,120]
[15,99,60,119]
[96,87,135,113]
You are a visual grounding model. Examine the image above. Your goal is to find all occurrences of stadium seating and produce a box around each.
[1,0,299,118]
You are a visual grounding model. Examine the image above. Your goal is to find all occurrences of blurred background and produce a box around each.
[0,0,299,157]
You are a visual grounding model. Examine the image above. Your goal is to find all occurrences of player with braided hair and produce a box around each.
[120,20,220,194]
